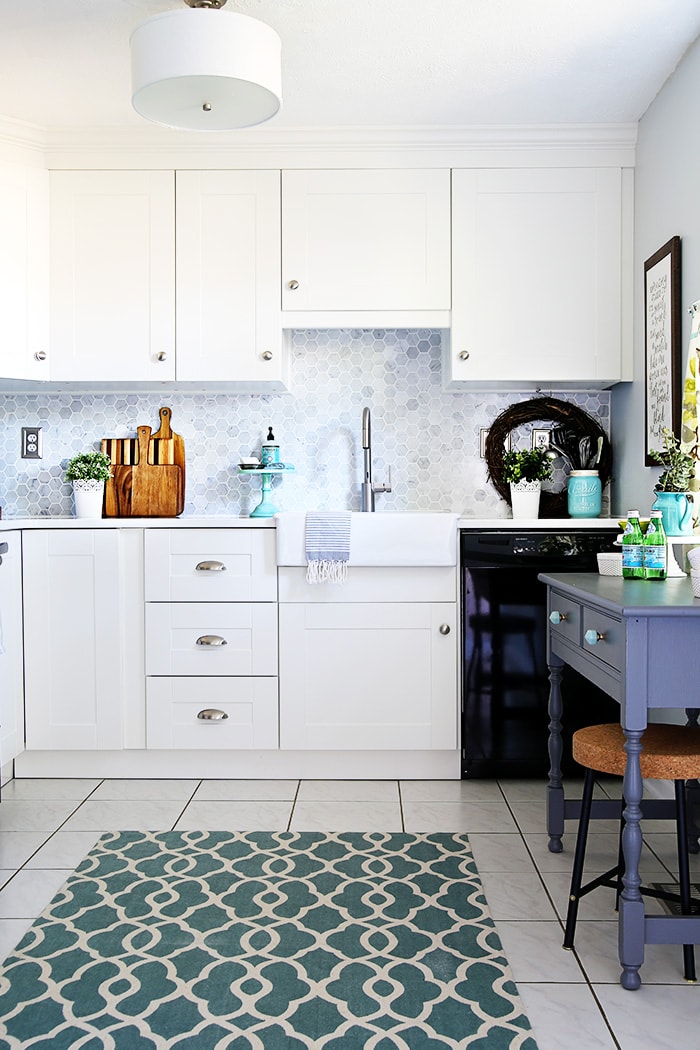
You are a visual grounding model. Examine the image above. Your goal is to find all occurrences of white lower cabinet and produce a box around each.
[23,529,145,750]
[0,532,25,764]
[279,569,458,750]
[145,529,278,749]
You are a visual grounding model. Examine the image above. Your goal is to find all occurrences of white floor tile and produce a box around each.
[289,801,402,832]
[0,868,72,920]
[0,800,79,834]
[508,799,621,835]
[572,920,692,985]
[297,780,399,802]
[402,801,516,833]
[174,800,293,831]
[24,831,104,870]
[594,983,700,1050]
[0,918,34,963]
[479,871,559,921]
[517,983,617,1050]
[524,832,665,875]
[0,832,48,868]
[495,920,584,983]
[194,780,299,802]
[1,779,101,801]
[401,779,503,802]
[60,800,186,831]
[467,833,537,873]
[89,779,199,801]
[542,870,668,922]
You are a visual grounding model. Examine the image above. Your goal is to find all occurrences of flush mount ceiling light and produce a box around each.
[130,0,282,131]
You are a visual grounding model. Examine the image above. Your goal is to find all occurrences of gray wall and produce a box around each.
[612,33,700,514]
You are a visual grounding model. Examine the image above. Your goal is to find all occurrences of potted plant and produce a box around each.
[501,447,552,519]
[65,450,112,519]
[649,428,696,535]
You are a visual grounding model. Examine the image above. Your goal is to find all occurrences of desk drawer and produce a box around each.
[548,594,581,645]
[581,607,623,672]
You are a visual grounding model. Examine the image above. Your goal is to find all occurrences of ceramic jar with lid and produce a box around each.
[567,470,602,518]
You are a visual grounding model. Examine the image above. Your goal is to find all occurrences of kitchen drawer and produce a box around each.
[581,607,624,672]
[548,593,581,646]
[145,529,277,602]
[145,602,278,676]
[146,676,278,749]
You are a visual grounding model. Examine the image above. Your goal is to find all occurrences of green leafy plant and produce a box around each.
[65,450,112,483]
[501,447,553,484]
[649,427,694,492]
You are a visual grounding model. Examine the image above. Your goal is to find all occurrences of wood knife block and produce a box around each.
[101,407,185,517]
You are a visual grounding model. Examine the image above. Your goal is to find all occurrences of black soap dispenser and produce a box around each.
[261,427,280,466]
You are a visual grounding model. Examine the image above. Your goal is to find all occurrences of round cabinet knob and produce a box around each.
[155,352,168,362]
[549,611,568,625]
[439,623,451,635]
[261,351,273,361]
[287,279,300,290]
[197,709,229,721]
[584,629,605,646]
[458,351,470,361]
[195,560,227,572]
[34,351,47,361]
[196,635,228,647]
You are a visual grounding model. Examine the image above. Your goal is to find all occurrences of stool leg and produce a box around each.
[614,805,625,912]
[563,768,596,950]
[674,779,697,983]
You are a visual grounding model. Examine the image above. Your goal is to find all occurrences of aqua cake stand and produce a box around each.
[238,465,295,518]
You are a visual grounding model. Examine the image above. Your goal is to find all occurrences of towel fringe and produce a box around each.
[306,559,349,584]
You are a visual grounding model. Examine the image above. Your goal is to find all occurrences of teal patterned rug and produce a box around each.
[0,831,537,1049]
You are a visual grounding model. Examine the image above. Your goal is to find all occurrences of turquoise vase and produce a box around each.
[651,491,694,535]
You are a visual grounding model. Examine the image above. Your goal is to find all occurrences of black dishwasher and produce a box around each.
[460,528,619,778]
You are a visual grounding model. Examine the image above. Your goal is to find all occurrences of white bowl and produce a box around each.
[691,571,700,598]
[597,552,622,576]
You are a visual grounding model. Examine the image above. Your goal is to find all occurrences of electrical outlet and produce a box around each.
[21,426,43,459]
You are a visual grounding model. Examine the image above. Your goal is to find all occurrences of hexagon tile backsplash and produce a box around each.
[0,330,610,518]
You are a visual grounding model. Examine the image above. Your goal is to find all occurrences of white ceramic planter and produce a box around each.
[510,480,541,519]
[73,479,105,519]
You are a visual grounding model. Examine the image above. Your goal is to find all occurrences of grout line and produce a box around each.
[286,779,301,833]
[397,780,405,832]
[170,780,204,831]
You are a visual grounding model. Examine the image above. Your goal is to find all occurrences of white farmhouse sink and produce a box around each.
[275,512,458,567]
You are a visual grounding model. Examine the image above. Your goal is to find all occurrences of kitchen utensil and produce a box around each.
[102,407,185,517]
[151,407,186,515]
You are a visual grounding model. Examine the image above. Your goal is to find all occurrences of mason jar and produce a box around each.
[567,470,602,518]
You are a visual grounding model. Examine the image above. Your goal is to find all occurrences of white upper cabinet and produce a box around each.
[0,165,49,381]
[282,169,451,322]
[176,170,285,386]
[448,168,624,388]
[49,170,176,382]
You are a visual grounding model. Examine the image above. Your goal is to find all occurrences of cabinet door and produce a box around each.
[50,171,175,381]
[176,171,284,385]
[23,529,145,750]
[279,602,457,749]
[450,168,622,386]
[0,532,25,763]
[282,169,451,311]
[0,166,49,381]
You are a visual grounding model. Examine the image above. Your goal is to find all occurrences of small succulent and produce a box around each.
[65,450,113,482]
[649,428,695,492]
[501,447,553,484]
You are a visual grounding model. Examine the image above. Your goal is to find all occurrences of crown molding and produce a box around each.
[0,119,638,167]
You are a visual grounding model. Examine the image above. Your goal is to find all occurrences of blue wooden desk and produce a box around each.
[540,571,700,990]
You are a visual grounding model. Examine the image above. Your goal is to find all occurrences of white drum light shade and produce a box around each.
[130,8,282,131]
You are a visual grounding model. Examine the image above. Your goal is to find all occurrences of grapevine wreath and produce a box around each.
[485,396,613,517]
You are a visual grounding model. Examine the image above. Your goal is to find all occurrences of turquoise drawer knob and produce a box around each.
[549,611,568,625]
[584,628,605,646]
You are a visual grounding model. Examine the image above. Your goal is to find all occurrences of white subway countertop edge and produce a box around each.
[0,516,276,531]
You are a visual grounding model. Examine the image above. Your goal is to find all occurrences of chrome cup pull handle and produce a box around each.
[195,560,227,572]
[197,709,229,721]
[196,635,228,647]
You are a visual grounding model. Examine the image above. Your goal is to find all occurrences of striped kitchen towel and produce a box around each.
[305,511,352,583]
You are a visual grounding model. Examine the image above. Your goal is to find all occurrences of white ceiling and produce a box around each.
[1,0,700,134]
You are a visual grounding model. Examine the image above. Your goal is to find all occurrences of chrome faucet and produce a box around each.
[361,406,392,511]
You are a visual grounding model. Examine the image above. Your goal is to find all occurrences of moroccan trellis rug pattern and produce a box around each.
[0,831,538,1049]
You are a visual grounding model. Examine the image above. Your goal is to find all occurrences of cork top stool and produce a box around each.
[563,722,700,983]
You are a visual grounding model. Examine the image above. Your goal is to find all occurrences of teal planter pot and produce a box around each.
[651,491,694,535]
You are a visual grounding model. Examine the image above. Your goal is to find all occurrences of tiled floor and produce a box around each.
[0,775,697,1049]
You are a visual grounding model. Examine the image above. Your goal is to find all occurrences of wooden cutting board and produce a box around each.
[102,407,185,517]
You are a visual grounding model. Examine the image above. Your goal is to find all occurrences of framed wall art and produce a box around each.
[644,236,681,465]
